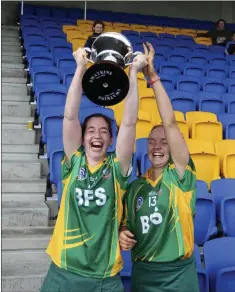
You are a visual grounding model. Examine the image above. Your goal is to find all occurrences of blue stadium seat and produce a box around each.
[28,52,54,71]
[171,95,196,114]
[56,56,76,69]
[194,45,210,55]
[48,39,68,51]
[47,136,63,160]
[51,43,73,57]
[209,45,225,55]
[120,250,132,292]
[194,244,210,292]
[196,180,209,198]
[194,195,217,246]
[135,138,148,163]
[210,179,235,222]
[60,67,76,88]
[31,66,60,89]
[68,8,84,20]
[47,35,67,46]
[227,99,235,114]
[19,3,35,15]
[189,54,208,65]
[209,56,227,66]
[122,30,139,37]
[183,63,205,77]
[35,84,67,115]
[203,82,226,95]
[22,23,41,31]
[50,149,63,203]
[159,62,181,76]
[168,53,188,63]
[220,196,235,237]
[204,238,235,292]
[140,152,151,175]
[177,78,200,93]
[25,41,49,55]
[221,93,235,110]
[218,114,235,138]
[206,65,227,79]
[159,74,175,91]
[228,80,235,94]
[80,94,100,108]
[174,46,192,54]
[228,67,235,79]
[154,44,173,53]
[198,99,225,115]
[140,31,157,38]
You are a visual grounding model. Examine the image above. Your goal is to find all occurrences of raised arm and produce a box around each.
[144,43,189,179]
[116,54,148,175]
[63,48,87,161]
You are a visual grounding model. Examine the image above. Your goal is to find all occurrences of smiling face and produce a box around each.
[83,116,112,162]
[217,20,225,31]
[93,23,104,34]
[148,126,170,169]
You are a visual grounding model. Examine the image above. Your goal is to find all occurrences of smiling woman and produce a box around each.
[119,43,199,292]
[40,47,147,292]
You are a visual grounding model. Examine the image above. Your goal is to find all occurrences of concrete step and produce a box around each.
[2,36,20,43]
[2,29,20,37]
[2,116,34,124]
[2,250,50,292]
[2,63,24,70]
[2,202,49,227]
[2,46,21,54]
[2,179,47,193]
[2,192,46,203]
[2,55,23,64]
[2,68,24,78]
[2,83,27,97]
[2,101,31,116]
[2,25,19,30]
[2,226,53,250]
[2,77,26,84]
[2,127,36,144]
[2,153,38,161]
[2,160,41,179]
[2,51,22,57]
[2,144,38,153]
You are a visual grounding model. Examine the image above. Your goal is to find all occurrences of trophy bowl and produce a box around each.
[82,32,141,106]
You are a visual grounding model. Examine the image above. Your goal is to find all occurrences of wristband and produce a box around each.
[149,76,160,85]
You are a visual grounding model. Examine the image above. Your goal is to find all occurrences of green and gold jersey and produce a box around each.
[47,146,131,278]
[124,157,196,263]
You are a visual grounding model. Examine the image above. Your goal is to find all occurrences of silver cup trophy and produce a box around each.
[82,32,142,106]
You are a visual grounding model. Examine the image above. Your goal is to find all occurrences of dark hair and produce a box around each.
[82,113,112,137]
[216,19,226,27]
[92,20,105,31]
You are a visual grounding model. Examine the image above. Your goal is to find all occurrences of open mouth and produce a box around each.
[152,152,164,158]
[90,141,103,149]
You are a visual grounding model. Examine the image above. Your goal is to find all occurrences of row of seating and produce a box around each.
[19,3,235,31]
[121,238,235,292]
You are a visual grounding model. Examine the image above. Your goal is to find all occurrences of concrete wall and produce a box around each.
[1,1,235,25]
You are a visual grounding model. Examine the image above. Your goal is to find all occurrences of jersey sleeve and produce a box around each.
[167,156,196,192]
[111,152,133,191]
[61,146,84,180]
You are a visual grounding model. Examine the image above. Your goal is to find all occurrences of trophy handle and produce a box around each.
[83,47,95,64]
[124,51,143,66]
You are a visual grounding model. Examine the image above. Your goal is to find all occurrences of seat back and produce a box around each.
[220,196,235,237]
[204,238,235,292]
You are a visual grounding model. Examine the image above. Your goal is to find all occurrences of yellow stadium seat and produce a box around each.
[139,87,154,98]
[63,25,80,34]
[138,79,148,90]
[148,26,165,32]
[71,38,86,51]
[106,101,125,127]
[186,139,220,188]
[77,20,93,25]
[113,22,130,28]
[113,27,131,33]
[197,30,208,34]
[136,110,153,139]
[131,24,147,30]
[186,139,215,154]
[191,121,223,143]
[223,154,235,178]
[165,27,181,35]
[104,26,115,32]
[103,21,113,26]
[66,31,84,42]
[180,29,197,37]
[215,140,235,176]
[194,37,212,46]
[186,111,217,129]
[139,96,159,126]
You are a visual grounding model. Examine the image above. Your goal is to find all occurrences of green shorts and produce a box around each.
[40,262,124,292]
[131,256,200,292]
